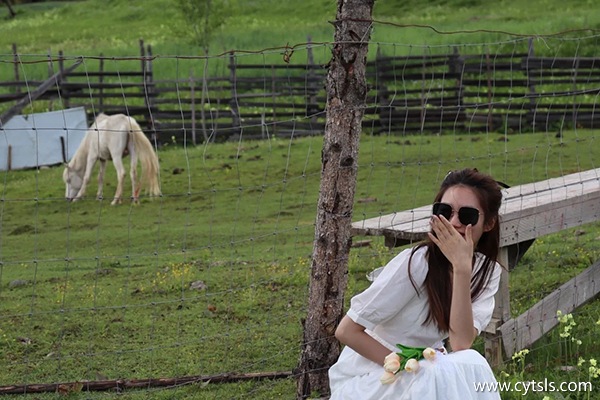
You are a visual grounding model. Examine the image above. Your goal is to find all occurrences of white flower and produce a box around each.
[422,347,436,361]
[404,358,420,373]
[383,352,401,373]
[380,370,398,384]
[384,358,401,373]
[384,352,400,363]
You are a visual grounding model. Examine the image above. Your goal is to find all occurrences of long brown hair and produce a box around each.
[409,168,503,332]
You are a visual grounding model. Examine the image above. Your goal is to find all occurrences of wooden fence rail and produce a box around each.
[1,38,600,144]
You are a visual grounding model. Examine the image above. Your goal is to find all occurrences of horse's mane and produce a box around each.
[94,113,109,124]
[69,114,117,169]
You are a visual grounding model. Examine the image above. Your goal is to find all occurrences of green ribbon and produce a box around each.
[396,343,427,371]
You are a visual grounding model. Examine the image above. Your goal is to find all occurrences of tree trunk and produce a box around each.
[2,0,16,18]
[296,1,375,398]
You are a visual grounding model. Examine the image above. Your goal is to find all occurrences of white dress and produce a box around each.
[328,246,502,400]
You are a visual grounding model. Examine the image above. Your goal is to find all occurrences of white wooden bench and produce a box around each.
[351,168,600,366]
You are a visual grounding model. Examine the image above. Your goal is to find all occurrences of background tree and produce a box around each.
[174,0,232,56]
[173,0,234,143]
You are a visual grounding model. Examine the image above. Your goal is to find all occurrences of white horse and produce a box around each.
[63,113,161,205]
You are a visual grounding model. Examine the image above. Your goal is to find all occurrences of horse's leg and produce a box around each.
[74,158,96,201]
[96,159,106,200]
[129,145,139,204]
[111,156,127,205]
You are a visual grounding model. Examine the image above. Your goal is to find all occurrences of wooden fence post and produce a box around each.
[98,54,104,111]
[12,43,19,94]
[58,50,69,109]
[139,39,146,80]
[139,39,147,122]
[526,38,536,131]
[449,46,465,131]
[571,57,579,131]
[229,52,240,140]
[271,65,277,137]
[420,51,427,133]
[145,44,158,142]
[485,47,493,132]
[190,70,196,145]
[306,36,319,130]
[145,44,153,111]
[7,145,12,170]
[200,58,209,143]
[483,247,511,367]
[375,46,390,134]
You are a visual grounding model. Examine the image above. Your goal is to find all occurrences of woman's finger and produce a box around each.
[431,215,457,240]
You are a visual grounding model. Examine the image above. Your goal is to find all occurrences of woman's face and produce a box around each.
[439,185,494,247]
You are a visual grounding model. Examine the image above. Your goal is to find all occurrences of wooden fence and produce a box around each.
[1,39,599,145]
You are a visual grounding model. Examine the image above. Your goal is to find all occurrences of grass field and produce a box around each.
[1,129,600,399]
[2,0,600,399]
[2,0,600,80]
[2,0,600,55]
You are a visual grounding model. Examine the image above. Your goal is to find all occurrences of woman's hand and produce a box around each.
[429,215,477,349]
[427,215,473,275]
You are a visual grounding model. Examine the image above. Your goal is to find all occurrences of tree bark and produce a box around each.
[296,1,374,398]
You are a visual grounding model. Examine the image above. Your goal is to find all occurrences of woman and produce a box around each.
[329,168,503,399]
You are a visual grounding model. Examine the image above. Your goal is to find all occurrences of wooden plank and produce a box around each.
[524,57,600,70]
[67,71,145,77]
[351,205,431,237]
[375,189,600,247]
[351,168,600,246]
[65,93,153,99]
[502,169,600,198]
[499,259,600,357]
[483,247,511,367]
[501,176,600,215]
[499,184,600,247]
[60,82,152,89]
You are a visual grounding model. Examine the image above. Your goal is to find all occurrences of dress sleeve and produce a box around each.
[471,259,502,334]
[347,247,427,332]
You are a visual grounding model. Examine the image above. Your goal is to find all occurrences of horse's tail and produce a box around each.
[129,119,161,198]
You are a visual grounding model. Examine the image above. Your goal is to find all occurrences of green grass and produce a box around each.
[1,130,600,398]
[2,1,600,398]
[2,0,600,81]
[2,0,600,56]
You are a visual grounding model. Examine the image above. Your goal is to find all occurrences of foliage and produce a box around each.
[173,0,235,55]
[1,130,599,398]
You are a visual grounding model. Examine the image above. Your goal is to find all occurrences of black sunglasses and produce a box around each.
[432,202,481,226]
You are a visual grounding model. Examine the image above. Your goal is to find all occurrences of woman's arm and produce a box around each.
[335,315,393,366]
[449,266,478,350]
[428,215,478,350]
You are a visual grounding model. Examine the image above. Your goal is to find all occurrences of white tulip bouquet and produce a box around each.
[380,344,437,384]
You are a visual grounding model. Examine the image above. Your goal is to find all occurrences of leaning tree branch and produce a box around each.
[0,370,293,395]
